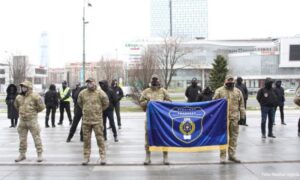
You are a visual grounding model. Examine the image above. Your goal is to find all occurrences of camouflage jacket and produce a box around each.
[213,86,246,120]
[139,87,171,110]
[14,91,45,121]
[78,88,109,125]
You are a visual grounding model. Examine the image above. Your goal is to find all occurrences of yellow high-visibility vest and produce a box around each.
[60,87,71,102]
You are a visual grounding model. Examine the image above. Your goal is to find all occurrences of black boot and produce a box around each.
[45,117,50,128]
[51,118,56,128]
[14,119,18,127]
[9,119,14,128]
[66,134,72,142]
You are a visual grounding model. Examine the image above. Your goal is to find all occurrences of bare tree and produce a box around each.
[8,56,30,86]
[97,57,124,83]
[128,47,158,105]
[129,46,157,90]
[153,36,191,89]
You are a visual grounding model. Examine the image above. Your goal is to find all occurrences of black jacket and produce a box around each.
[45,85,59,108]
[273,86,285,106]
[235,83,248,101]
[185,85,202,102]
[6,84,19,119]
[256,88,278,107]
[100,80,117,112]
[111,86,124,103]
[198,87,213,102]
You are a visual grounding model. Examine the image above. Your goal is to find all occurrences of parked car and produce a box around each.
[285,88,296,94]
[122,86,134,97]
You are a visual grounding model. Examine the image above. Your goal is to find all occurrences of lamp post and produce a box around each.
[169,0,173,37]
[82,0,92,82]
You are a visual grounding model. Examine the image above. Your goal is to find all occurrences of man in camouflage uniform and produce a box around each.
[213,75,245,164]
[77,78,109,165]
[14,80,45,162]
[140,74,172,165]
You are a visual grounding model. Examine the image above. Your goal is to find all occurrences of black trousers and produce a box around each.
[67,105,83,140]
[103,110,117,139]
[59,101,72,123]
[274,105,284,123]
[45,106,56,126]
[298,118,300,133]
[114,102,121,126]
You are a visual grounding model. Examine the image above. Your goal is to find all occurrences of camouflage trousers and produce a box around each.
[17,118,43,154]
[145,119,167,155]
[220,119,239,158]
[82,123,106,159]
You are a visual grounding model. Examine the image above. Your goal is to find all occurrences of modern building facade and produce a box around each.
[125,37,300,90]
[151,0,208,39]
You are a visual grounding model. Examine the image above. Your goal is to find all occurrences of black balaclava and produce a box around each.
[237,77,243,85]
[99,80,109,92]
[265,78,273,90]
[275,80,281,88]
[191,78,197,87]
[151,77,159,87]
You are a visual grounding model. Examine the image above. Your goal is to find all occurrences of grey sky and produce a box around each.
[0,0,300,67]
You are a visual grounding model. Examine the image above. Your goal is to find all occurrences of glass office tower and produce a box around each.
[151,0,208,39]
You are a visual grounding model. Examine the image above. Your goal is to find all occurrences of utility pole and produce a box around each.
[169,0,173,37]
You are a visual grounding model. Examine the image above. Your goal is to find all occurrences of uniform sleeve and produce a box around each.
[36,95,45,113]
[14,96,20,111]
[244,86,248,100]
[100,90,109,111]
[77,92,83,109]
[163,89,172,102]
[185,87,189,98]
[212,88,220,100]
[238,90,246,119]
[139,90,149,110]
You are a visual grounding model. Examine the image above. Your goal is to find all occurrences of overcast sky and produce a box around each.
[0,0,300,67]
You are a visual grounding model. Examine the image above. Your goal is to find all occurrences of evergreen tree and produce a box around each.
[209,55,229,91]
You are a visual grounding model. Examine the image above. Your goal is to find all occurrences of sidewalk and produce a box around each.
[0,111,299,179]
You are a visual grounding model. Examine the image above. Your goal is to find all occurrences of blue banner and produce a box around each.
[147,98,228,152]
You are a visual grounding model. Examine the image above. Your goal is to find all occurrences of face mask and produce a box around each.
[192,82,197,87]
[20,87,28,95]
[87,83,94,89]
[225,82,234,89]
[151,80,159,87]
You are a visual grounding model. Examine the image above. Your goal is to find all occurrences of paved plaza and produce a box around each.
[0,110,299,180]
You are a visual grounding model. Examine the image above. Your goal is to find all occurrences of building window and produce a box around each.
[0,78,5,84]
[0,69,5,74]
[35,68,47,75]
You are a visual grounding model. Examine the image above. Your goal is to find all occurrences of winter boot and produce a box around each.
[100,154,106,165]
[143,151,151,165]
[37,153,43,162]
[15,153,26,162]
[82,158,89,165]
[10,119,14,128]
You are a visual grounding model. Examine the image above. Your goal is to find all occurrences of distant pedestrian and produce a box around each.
[72,83,80,105]
[235,77,249,126]
[44,84,59,128]
[58,81,72,125]
[197,86,213,102]
[6,84,19,128]
[111,79,124,129]
[185,77,202,102]
[213,75,245,164]
[78,78,109,165]
[256,78,278,138]
[273,80,286,125]
[66,86,86,142]
[99,80,118,142]
[14,80,45,162]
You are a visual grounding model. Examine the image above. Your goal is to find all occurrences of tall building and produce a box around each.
[40,32,49,67]
[151,0,208,39]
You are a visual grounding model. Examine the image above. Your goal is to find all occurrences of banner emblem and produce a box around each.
[170,107,205,144]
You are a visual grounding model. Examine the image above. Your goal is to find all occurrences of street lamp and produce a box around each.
[82,0,92,83]
[169,0,172,37]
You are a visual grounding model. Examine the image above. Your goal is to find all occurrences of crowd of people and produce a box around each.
[4,74,300,165]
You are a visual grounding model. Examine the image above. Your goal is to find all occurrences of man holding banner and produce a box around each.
[140,74,171,165]
[213,75,245,164]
